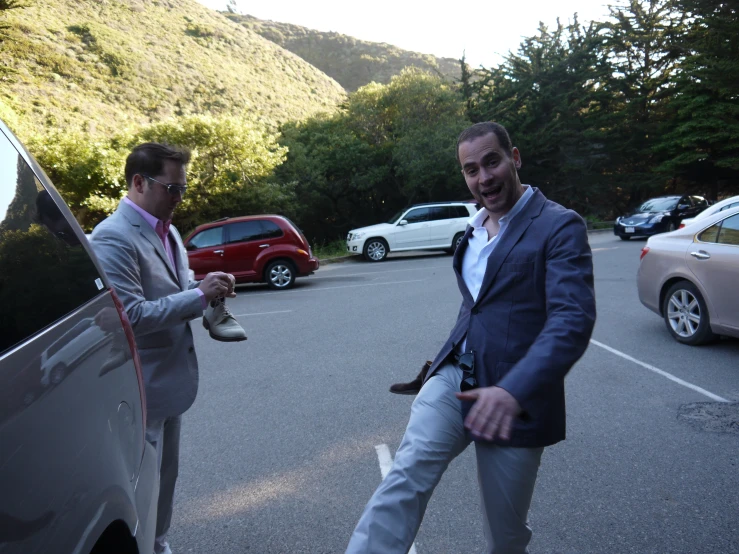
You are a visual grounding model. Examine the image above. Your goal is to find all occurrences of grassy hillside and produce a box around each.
[227,14,462,92]
[0,0,346,139]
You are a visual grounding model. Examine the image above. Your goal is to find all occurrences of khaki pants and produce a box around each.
[347,362,543,554]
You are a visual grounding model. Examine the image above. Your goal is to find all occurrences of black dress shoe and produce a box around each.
[389,361,432,395]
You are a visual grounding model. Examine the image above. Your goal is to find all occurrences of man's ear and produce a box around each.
[512,147,522,169]
[131,174,146,193]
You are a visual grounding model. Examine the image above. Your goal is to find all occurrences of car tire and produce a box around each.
[446,232,465,254]
[619,236,630,241]
[363,238,388,262]
[662,280,716,346]
[666,221,677,232]
[265,260,296,290]
[50,363,66,385]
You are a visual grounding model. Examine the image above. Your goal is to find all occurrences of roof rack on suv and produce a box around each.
[412,200,477,207]
[214,216,230,222]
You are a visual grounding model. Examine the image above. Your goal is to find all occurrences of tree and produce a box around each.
[276,69,471,242]
[467,17,613,215]
[656,0,739,199]
[598,0,687,208]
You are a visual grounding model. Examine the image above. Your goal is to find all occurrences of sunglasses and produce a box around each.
[143,175,188,196]
[458,351,478,392]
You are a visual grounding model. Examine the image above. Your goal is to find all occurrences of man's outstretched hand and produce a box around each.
[455,386,522,441]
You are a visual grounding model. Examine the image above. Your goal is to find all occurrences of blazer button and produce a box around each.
[471,307,479,315]
[188,346,194,353]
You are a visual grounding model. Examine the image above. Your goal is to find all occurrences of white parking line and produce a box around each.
[312,263,450,279]
[375,444,419,554]
[232,310,293,317]
[241,279,428,296]
[590,339,729,402]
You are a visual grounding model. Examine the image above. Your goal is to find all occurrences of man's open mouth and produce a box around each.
[481,186,502,199]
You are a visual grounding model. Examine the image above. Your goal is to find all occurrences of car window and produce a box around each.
[698,223,720,243]
[450,205,471,218]
[261,220,283,239]
[691,196,708,208]
[717,214,739,246]
[429,207,449,221]
[0,131,104,355]
[190,227,223,248]
[404,207,430,224]
[638,198,679,212]
[719,201,739,212]
[227,221,263,243]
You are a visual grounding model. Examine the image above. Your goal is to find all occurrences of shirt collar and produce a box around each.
[468,185,534,229]
[123,196,171,233]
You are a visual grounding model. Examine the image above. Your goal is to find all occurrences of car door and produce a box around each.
[186,226,225,279]
[394,207,431,248]
[427,206,453,247]
[686,213,739,330]
[221,220,265,279]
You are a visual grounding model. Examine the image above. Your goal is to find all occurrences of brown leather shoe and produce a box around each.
[389,361,432,395]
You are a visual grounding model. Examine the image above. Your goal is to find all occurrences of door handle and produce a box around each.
[259,244,270,248]
[690,250,710,260]
[213,249,224,256]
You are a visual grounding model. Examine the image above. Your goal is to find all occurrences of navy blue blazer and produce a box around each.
[425,188,596,448]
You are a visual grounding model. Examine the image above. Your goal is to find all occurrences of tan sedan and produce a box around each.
[637,206,739,345]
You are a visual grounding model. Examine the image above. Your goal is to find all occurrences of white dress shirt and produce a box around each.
[458,185,534,354]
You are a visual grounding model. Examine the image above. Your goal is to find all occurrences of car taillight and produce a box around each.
[640,246,650,261]
[109,288,146,436]
[679,223,685,229]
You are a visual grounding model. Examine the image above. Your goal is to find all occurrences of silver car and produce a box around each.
[637,206,739,345]
[0,120,158,552]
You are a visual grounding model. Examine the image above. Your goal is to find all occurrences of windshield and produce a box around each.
[637,198,679,213]
[386,210,404,224]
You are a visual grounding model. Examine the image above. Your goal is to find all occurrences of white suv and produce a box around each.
[347,202,478,262]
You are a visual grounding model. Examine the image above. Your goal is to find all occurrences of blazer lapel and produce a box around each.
[474,190,546,305]
[119,202,180,285]
[453,225,475,306]
[169,226,189,291]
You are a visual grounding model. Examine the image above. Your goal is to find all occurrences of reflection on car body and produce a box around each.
[39,317,113,386]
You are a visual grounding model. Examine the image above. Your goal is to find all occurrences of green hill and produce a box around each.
[227,14,462,92]
[0,0,345,138]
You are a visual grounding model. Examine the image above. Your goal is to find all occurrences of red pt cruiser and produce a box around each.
[184,215,319,290]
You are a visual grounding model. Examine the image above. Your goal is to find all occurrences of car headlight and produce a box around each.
[350,232,365,241]
[650,214,664,223]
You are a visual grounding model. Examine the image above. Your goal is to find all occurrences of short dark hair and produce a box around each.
[124,143,191,188]
[456,122,513,164]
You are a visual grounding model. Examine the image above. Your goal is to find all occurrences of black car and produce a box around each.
[0,119,158,553]
[613,195,708,240]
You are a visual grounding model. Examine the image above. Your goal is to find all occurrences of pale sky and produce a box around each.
[195,0,614,68]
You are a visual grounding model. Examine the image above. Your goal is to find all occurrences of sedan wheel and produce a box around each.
[265,260,296,289]
[363,239,388,262]
[663,281,716,345]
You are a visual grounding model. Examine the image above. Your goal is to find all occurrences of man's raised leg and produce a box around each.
[347,363,470,553]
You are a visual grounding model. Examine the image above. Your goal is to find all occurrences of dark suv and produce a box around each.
[184,215,319,290]
[0,120,158,553]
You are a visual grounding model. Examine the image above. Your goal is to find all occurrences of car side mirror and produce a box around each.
[398,220,408,226]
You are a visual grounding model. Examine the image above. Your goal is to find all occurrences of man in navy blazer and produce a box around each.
[347,122,596,553]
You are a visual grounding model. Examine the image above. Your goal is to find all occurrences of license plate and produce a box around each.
[625,227,635,233]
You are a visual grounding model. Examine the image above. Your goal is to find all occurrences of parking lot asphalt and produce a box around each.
[170,234,738,554]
